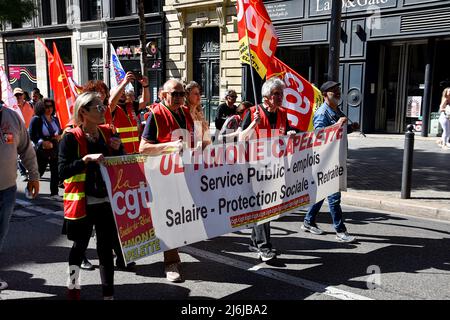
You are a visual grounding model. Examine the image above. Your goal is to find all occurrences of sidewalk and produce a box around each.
[343,132,450,221]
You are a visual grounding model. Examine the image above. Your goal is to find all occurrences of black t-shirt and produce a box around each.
[142,106,187,143]
[215,102,238,130]
[241,105,294,132]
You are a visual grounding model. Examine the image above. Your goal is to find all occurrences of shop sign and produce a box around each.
[116,46,142,57]
[310,0,397,16]
[266,0,304,21]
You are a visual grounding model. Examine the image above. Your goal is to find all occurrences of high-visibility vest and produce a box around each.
[152,103,194,146]
[250,105,288,139]
[112,103,139,154]
[63,125,112,220]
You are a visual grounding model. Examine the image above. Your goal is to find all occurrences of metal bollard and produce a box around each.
[401,124,415,199]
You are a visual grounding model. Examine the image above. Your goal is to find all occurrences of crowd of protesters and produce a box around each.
[0,72,365,300]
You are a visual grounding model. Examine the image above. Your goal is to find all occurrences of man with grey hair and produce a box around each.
[139,78,194,282]
[240,77,297,262]
[215,89,238,131]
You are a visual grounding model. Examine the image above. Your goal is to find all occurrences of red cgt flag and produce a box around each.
[236,0,278,79]
[267,57,323,132]
[37,38,76,128]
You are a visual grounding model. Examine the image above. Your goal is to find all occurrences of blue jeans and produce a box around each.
[304,192,347,233]
[0,185,17,252]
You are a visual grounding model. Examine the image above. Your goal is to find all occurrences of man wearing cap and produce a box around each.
[14,88,34,129]
[300,81,359,243]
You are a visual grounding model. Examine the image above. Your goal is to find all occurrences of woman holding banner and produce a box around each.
[58,92,124,300]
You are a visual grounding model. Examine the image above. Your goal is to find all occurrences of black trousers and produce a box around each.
[36,149,59,195]
[68,202,116,297]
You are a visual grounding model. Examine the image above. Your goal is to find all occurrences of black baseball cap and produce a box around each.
[320,81,341,93]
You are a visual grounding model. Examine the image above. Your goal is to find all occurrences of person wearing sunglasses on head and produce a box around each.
[58,92,124,300]
[185,81,211,149]
[139,79,195,283]
[28,99,62,199]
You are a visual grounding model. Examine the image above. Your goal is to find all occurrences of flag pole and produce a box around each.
[243,16,260,107]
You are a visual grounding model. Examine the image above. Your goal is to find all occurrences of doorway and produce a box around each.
[376,42,426,133]
[87,48,103,81]
[193,28,220,125]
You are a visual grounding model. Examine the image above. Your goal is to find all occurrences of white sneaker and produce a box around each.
[0,278,8,291]
[165,263,182,282]
[336,232,356,243]
[301,223,325,235]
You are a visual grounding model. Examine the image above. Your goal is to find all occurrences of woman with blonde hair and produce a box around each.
[438,87,450,150]
[58,92,124,300]
[185,81,211,148]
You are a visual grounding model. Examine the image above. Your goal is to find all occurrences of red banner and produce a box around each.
[236,0,278,79]
[267,57,323,132]
[101,156,162,263]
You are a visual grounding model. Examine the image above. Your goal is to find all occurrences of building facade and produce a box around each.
[164,0,241,125]
[0,0,165,103]
[267,0,450,134]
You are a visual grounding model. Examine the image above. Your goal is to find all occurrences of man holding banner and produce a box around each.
[241,77,297,261]
[139,79,194,282]
[301,81,359,243]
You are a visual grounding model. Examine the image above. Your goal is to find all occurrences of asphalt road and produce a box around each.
[1,172,449,303]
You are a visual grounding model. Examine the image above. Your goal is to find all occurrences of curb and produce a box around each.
[341,192,450,222]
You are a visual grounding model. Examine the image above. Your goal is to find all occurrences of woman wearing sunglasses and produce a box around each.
[28,99,62,198]
[58,92,123,300]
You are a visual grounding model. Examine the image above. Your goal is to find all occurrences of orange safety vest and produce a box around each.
[112,103,139,154]
[63,125,112,220]
[152,103,194,146]
[250,105,288,139]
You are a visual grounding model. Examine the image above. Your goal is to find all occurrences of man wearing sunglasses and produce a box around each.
[139,79,195,283]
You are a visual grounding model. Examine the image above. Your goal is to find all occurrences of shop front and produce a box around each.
[107,16,165,104]
[265,0,450,134]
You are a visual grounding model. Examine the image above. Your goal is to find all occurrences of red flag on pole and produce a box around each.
[52,42,76,128]
[37,38,75,128]
[236,0,278,79]
[267,57,323,132]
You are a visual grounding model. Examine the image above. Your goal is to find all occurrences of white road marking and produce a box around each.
[181,246,373,300]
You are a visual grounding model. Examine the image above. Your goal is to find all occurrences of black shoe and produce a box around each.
[116,261,136,271]
[80,258,95,271]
